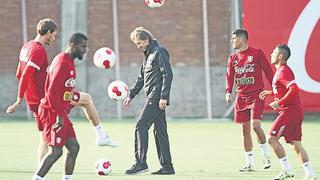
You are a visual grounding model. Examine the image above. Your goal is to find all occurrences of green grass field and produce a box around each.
[0,118,319,180]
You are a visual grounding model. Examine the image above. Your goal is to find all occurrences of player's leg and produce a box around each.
[151,109,175,175]
[33,111,49,166]
[71,92,118,147]
[269,112,294,180]
[268,136,294,180]
[63,138,80,180]
[251,119,271,169]
[239,120,255,171]
[251,96,271,169]
[289,141,316,179]
[32,146,63,179]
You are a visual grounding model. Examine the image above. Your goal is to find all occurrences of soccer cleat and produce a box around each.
[125,163,149,175]
[151,166,175,175]
[303,176,317,180]
[239,164,255,172]
[263,159,271,169]
[273,169,294,180]
[96,136,119,148]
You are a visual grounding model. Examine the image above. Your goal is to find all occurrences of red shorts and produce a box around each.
[269,107,303,143]
[234,91,264,123]
[38,106,76,147]
[32,112,43,131]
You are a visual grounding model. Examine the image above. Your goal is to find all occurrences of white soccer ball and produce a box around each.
[107,80,129,101]
[145,0,165,8]
[94,158,112,176]
[93,47,116,69]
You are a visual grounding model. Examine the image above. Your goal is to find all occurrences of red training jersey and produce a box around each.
[225,47,274,95]
[16,40,48,112]
[272,64,302,110]
[40,53,76,118]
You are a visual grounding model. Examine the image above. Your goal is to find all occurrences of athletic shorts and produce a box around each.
[38,106,76,147]
[234,91,264,123]
[32,111,43,131]
[269,107,303,143]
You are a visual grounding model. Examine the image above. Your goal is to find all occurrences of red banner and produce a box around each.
[242,0,320,112]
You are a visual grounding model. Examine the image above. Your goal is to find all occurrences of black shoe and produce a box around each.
[125,163,149,175]
[151,167,175,175]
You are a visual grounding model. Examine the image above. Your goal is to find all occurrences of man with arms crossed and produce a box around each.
[225,28,273,171]
[32,32,87,180]
[259,44,316,180]
[6,18,117,166]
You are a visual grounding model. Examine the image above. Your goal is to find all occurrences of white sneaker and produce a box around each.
[239,164,255,172]
[263,158,271,169]
[303,176,317,180]
[273,169,294,180]
[96,136,119,148]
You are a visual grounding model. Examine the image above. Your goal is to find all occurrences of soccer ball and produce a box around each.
[95,158,112,176]
[93,47,116,69]
[107,80,129,101]
[145,0,165,8]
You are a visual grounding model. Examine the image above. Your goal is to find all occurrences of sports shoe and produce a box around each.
[96,136,119,148]
[263,159,271,169]
[273,169,294,180]
[151,166,175,175]
[125,163,149,175]
[303,176,317,180]
[239,164,255,172]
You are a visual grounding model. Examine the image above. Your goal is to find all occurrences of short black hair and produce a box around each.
[232,28,248,41]
[277,44,291,61]
[69,33,88,45]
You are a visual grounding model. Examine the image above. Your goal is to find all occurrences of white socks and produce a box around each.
[279,156,292,172]
[303,161,315,177]
[245,151,254,165]
[259,143,270,159]
[62,175,72,180]
[32,175,45,180]
[95,124,107,139]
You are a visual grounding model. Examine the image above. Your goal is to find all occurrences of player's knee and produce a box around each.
[268,136,276,145]
[80,92,93,104]
[51,148,63,160]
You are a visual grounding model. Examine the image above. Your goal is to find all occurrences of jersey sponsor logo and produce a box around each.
[232,60,238,66]
[19,48,28,62]
[65,78,76,87]
[236,77,255,85]
[56,137,61,144]
[63,91,74,101]
[27,61,41,71]
[234,64,255,75]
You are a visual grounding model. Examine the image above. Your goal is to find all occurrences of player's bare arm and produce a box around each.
[225,92,232,102]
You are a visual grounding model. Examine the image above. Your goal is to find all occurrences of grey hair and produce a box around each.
[130,27,154,42]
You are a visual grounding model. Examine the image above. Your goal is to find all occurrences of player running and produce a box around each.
[259,44,316,180]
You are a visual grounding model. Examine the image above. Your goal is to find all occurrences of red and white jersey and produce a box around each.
[16,40,48,112]
[226,47,274,95]
[272,64,301,109]
[40,53,76,118]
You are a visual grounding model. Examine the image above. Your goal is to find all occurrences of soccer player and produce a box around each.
[259,44,316,180]
[123,27,175,175]
[225,28,274,171]
[32,32,87,180]
[6,18,117,166]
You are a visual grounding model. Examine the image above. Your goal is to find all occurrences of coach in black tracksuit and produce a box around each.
[123,27,174,175]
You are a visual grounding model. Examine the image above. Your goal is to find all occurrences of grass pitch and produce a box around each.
[0,118,319,180]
